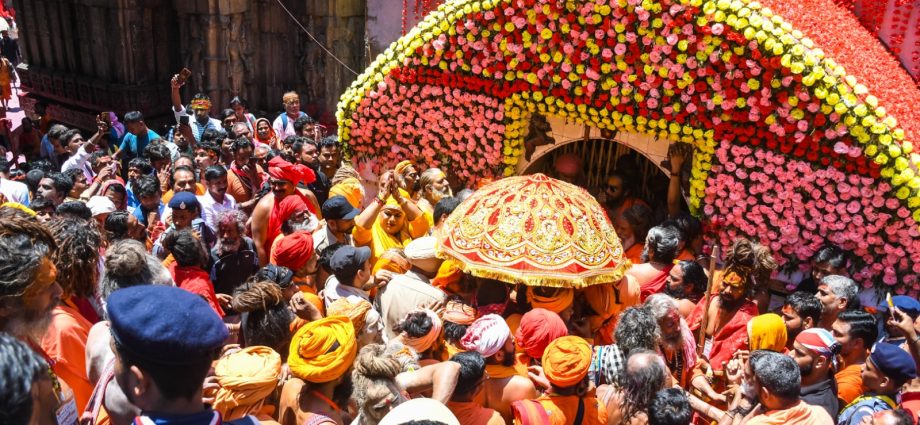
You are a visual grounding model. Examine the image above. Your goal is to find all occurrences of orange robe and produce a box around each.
[624,243,644,265]
[687,296,758,372]
[835,363,866,405]
[745,401,833,425]
[447,401,504,425]
[41,302,94,412]
[516,394,608,425]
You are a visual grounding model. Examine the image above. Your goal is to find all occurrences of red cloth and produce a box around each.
[264,193,310,258]
[169,263,225,317]
[901,391,920,422]
[515,308,568,359]
[267,157,315,186]
[686,296,758,371]
[639,265,673,301]
[273,231,314,272]
[99,180,128,210]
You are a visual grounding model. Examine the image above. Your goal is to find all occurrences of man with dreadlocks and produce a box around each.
[40,217,103,412]
[687,238,776,397]
[0,207,72,419]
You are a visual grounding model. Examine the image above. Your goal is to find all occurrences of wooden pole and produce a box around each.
[697,245,720,357]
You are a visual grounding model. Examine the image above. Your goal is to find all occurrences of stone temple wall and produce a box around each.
[13,0,367,130]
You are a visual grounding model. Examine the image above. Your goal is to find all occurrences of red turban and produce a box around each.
[268,157,316,186]
[273,231,314,272]
[264,194,309,257]
[515,308,568,359]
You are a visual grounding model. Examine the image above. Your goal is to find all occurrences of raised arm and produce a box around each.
[395,360,460,404]
[667,144,687,219]
[355,172,393,229]
[170,74,184,112]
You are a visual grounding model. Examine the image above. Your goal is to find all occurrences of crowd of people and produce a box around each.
[0,72,918,425]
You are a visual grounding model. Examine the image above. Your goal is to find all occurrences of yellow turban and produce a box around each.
[329,177,363,209]
[542,336,592,388]
[394,160,414,175]
[288,316,357,383]
[213,346,282,421]
[327,298,373,332]
[748,313,787,352]
[432,259,464,292]
[526,287,574,314]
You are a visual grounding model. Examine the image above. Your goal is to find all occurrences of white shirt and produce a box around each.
[376,270,445,338]
[322,274,370,309]
[173,106,222,142]
[60,145,94,182]
[0,178,29,206]
[197,190,237,232]
[272,113,303,141]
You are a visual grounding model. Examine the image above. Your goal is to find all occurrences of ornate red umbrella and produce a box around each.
[437,174,629,288]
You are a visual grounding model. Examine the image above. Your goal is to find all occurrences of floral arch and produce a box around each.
[337,0,920,293]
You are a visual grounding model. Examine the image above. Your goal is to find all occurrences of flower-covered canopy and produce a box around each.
[337,0,920,293]
[437,174,629,288]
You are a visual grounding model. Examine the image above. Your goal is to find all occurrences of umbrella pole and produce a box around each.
[697,245,720,357]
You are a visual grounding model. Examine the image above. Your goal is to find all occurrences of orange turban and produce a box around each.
[288,316,356,383]
[515,308,568,359]
[526,287,574,314]
[327,298,373,332]
[394,160,414,175]
[402,309,442,354]
[441,300,476,325]
[273,231,314,272]
[432,259,464,291]
[329,177,364,209]
[213,346,282,421]
[372,249,411,275]
[268,156,315,186]
[542,336,592,388]
[747,313,787,352]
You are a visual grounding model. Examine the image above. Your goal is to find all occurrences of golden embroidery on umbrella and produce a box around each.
[437,174,629,288]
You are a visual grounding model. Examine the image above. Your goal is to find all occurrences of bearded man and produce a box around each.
[0,208,69,423]
[460,314,538,422]
[394,160,421,200]
[790,328,840,419]
[417,168,453,227]
[687,262,759,393]
[295,137,331,206]
[251,157,320,265]
[209,209,258,300]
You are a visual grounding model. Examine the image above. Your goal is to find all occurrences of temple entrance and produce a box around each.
[523,137,672,217]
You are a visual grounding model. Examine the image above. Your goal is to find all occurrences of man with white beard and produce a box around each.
[417,168,453,228]
[646,294,724,403]
[0,207,69,423]
[209,209,258,304]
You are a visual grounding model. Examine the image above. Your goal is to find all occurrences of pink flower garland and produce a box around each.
[704,140,920,295]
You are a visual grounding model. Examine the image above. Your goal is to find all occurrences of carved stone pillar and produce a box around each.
[174,0,251,116]
[12,0,178,129]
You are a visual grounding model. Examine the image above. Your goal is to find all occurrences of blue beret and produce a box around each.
[870,342,918,383]
[108,286,228,365]
[168,191,200,210]
[892,295,920,318]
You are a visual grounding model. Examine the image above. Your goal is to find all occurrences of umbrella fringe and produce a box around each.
[448,258,632,289]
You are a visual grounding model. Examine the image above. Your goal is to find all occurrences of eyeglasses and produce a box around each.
[607,185,621,192]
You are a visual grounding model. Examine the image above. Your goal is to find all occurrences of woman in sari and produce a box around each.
[253,117,280,150]
[353,171,429,266]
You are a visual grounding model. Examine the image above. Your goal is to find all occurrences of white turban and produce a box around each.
[459,314,510,358]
